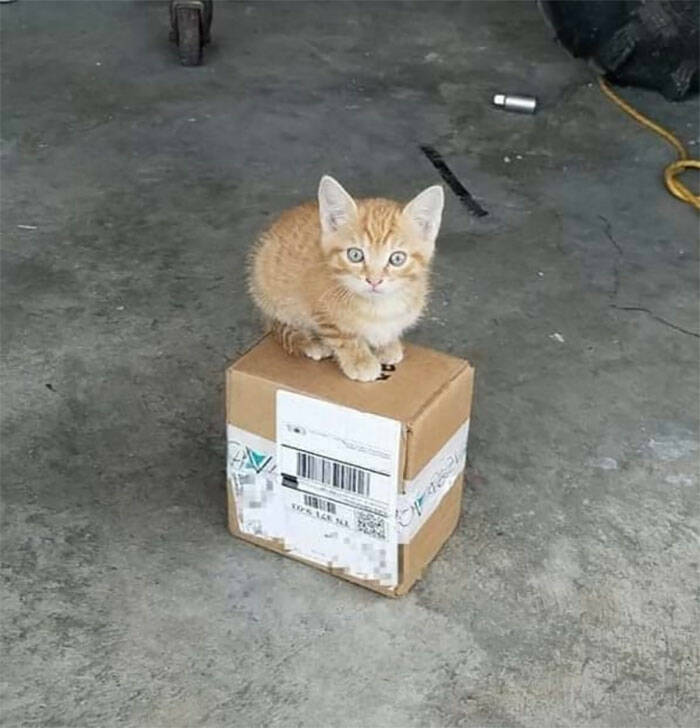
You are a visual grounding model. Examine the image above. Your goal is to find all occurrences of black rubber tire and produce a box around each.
[176,7,202,67]
[539,1,699,100]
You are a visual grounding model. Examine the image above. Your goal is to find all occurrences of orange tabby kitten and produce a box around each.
[249,176,444,381]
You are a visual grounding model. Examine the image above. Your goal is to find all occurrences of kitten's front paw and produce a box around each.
[375,340,404,366]
[338,353,382,382]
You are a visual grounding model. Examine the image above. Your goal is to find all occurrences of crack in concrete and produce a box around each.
[599,215,624,256]
[599,215,623,298]
[599,217,698,338]
[610,304,700,338]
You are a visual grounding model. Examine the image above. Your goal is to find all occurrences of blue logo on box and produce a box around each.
[245,447,272,473]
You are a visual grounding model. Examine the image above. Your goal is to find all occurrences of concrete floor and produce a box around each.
[2,1,699,726]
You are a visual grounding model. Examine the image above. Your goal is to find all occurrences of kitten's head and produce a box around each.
[317,175,444,298]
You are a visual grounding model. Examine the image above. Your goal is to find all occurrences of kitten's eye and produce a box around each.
[346,247,364,263]
[389,251,407,267]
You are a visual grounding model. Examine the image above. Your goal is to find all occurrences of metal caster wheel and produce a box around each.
[169,0,213,67]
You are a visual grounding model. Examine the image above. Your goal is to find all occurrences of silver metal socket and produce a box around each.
[493,93,537,114]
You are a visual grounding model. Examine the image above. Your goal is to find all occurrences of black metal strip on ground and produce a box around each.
[420,145,488,217]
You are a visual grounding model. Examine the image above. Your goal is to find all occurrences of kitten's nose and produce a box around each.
[366,277,384,288]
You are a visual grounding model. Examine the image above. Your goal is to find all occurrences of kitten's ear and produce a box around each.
[402,185,444,246]
[318,175,358,234]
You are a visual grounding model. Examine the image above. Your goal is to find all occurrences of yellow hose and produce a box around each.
[598,77,700,211]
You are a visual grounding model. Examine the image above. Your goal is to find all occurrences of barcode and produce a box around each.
[356,511,386,540]
[303,494,336,514]
[296,451,370,496]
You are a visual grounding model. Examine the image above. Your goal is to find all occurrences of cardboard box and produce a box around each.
[226,335,474,597]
